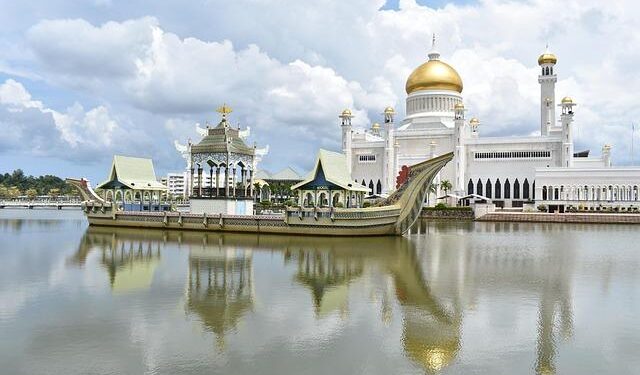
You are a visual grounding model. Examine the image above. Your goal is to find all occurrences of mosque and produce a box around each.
[342,37,640,210]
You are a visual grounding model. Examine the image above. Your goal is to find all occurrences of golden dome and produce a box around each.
[538,52,557,65]
[405,59,463,94]
[341,109,352,117]
[372,122,381,129]
[469,117,480,125]
[561,96,573,104]
[384,106,395,114]
[454,103,465,110]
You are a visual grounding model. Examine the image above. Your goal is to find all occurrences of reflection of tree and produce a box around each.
[185,245,254,349]
[0,218,63,233]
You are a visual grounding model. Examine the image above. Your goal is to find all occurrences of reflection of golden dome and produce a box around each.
[406,59,463,94]
[561,96,573,104]
[403,337,460,372]
[538,52,557,65]
[341,109,352,116]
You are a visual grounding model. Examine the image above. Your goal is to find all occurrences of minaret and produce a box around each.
[383,106,396,193]
[559,96,576,168]
[538,46,558,136]
[602,144,612,167]
[453,103,467,195]
[429,140,440,200]
[469,117,480,138]
[339,109,354,174]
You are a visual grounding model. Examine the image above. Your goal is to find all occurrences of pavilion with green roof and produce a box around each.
[292,149,369,208]
[96,155,166,209]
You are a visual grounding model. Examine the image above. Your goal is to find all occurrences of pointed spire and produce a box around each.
[428,33,440,61]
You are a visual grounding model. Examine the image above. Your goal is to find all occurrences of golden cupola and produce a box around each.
[405,47,463,94]
[538,45,557,65]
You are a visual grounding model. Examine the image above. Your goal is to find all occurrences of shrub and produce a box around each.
[434,203,448,209]
[260,200,272,207]
[362,201,371,208]
[283,199,296,207]
[334,202,344,208]
[537,204,547,212]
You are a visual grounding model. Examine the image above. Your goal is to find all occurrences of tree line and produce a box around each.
[0,169,78,199]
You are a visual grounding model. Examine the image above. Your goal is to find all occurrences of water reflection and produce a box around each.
[67,224,581,374]
[185,237,254,348]
[71,229,162,293]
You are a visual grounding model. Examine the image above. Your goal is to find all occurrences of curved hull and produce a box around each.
[86,210,399,236]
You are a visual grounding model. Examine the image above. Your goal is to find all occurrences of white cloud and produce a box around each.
[1,0,639,172]
[0,79,127,159]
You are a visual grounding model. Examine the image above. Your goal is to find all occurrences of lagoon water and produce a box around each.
[1,209,639,374]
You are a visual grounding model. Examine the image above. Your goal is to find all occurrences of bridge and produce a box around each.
[0,200,82,209]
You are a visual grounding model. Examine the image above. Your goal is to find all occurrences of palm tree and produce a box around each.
[440,180,452,195]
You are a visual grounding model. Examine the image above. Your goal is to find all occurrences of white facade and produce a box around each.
[343,44,640,208]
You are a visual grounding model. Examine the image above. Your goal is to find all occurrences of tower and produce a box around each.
[559,96,576,168]
[602,144,612,167]
[538,47,558,136]
[453,103,467,195]
[339,109,354,174]
[383,106,396,193]
[469,117,480,138]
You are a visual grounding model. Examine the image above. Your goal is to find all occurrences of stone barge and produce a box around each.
[72,153,453,237]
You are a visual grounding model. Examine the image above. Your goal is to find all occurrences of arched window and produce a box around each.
[495,179,502,199]
[486,179,492,199]
[368,180,374,195]
[376,180,382,194]
[542,186,547,200]
[514,178,520,199]
[362,179,366,186]
[504,179,511,199]
[477,179,483,196]
[523,179,530,199]
[468,179,474,195]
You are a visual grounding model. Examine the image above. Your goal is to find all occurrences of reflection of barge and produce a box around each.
[69,152,452,236]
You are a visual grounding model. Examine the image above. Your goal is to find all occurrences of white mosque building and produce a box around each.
[342,40,640,211]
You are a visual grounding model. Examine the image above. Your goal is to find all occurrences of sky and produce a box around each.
[1,0,640,183]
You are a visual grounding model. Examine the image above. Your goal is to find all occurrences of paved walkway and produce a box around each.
[477,212,640,224]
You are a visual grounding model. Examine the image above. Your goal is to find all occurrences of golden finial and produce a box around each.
[216,103,233,118]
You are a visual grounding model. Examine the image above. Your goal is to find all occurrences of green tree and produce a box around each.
[48,188,61,199]
[440,180,452,195]
[8,186,21,198]
[26,188,38,200]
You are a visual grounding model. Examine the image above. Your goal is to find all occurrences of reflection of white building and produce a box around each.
[344,38,640,210]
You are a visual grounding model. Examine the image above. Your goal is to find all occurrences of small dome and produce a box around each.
[561,96,573,104]
[384,106,395,114]
[372,122,381,129]
[405,59,463,94]
[341,109,352,117]
[469,117,480,124]
[538,52,557,65]
[454,103,465,110]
